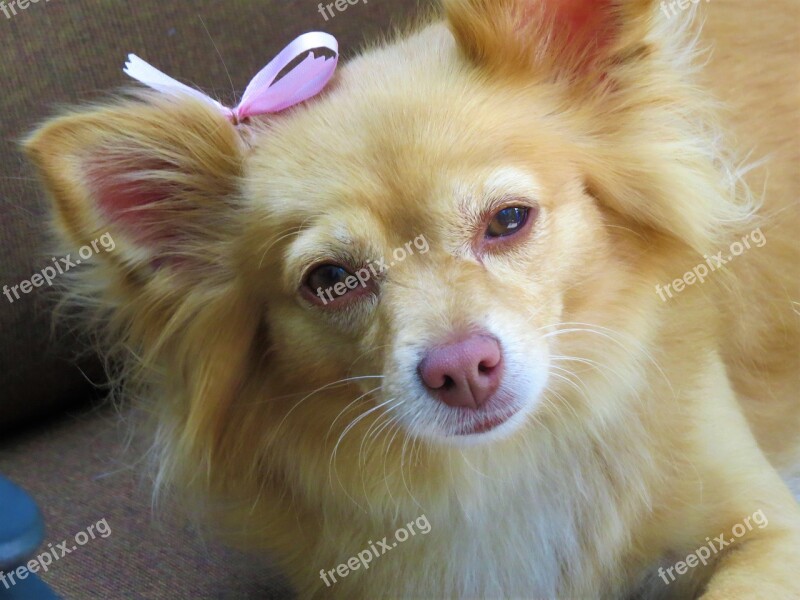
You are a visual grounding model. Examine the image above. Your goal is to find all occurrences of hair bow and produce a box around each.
[123,32,339,124]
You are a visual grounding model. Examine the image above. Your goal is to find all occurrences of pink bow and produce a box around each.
[123,32,339,123]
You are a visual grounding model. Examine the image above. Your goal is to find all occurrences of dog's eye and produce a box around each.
[306,264,352,296]
[303,263,372,307]
[486,206,530,238]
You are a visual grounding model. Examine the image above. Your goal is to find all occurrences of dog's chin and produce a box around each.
[418,394,541,448]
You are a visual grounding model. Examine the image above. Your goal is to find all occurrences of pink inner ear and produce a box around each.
[86,158,168,228]
[525,0,618,67]
[86,158,173,246]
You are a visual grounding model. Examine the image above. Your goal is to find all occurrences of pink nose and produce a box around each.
[418,334,503,410]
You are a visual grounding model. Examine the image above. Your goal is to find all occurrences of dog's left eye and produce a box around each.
[486,206,530,238]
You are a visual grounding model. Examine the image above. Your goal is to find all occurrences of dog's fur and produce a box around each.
[23,0,800,598]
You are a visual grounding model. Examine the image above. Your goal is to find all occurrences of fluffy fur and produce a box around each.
[24,0,800,597]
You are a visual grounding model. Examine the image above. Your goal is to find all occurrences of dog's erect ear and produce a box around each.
[24,94,244,276]
[444,0,656,84]
[26,96,258,483]
[444,0,753,253]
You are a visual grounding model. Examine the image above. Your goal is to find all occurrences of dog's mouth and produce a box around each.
[455,407,522,436]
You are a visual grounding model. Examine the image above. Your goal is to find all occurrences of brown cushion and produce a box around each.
[0,0,431,432]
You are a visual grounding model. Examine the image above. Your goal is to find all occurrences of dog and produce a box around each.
[24,0,800,597]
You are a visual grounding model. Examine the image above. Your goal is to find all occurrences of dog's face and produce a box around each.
[240,24,612,443]
[26,0,735,504]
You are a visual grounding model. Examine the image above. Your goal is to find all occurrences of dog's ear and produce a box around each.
[444,0,656,85]
[24,94,244,279]
[25,96,258,488]
[444,0,753,253]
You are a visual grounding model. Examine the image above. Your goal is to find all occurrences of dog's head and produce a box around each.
[25,0,747,510]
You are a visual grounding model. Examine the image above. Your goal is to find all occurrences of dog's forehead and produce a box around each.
[243,24,556,238]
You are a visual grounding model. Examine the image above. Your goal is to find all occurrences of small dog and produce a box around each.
[24,0,800,598]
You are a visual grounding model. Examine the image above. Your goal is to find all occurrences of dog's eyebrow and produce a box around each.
[454,166,541,218]
[333,231,355,246]
[482,167,541,200]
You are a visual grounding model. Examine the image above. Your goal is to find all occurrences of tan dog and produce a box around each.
[24,0,799,597]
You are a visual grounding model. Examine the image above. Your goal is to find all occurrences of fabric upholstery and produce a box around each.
[0,402,292,598]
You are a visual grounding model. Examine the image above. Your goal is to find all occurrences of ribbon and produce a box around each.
[123,32,339,123]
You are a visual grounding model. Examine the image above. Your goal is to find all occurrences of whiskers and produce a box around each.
[326,389,427,513]
[316,382,431,514]
[267,374,385,440]
[328,390,392,512]
[529,317,675,420]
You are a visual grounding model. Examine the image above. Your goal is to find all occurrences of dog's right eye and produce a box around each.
[307,264,351,294]
[302,263,369,307]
